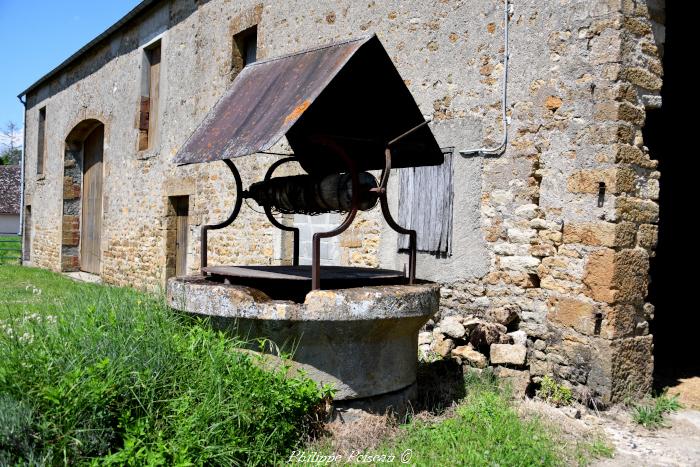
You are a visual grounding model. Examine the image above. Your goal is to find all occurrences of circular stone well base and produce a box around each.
[167,276,439,401]
[331,383,418,423]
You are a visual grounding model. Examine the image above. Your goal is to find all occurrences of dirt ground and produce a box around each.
[313,364,700,466]
[663,374,700,411]
[593,409,700,466]
[319,398,700,466]
[519,398,700,466]
[592,373,700,466]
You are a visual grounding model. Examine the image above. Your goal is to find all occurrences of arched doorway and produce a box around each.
[61,120,104,274]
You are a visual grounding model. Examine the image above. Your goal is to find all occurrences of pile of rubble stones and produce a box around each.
[419,314,531,396]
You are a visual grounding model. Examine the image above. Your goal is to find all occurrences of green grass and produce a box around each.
[0,263,105,316]
[303,371,613,466]
[0,265,327,465]
[0,235,21,265]
[373,373,559,466]
[631,392,682,429]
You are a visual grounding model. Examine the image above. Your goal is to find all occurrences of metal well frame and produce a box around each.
[198,122,428,290]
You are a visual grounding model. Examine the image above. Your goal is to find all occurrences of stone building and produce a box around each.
[0,165,21,234]
[18,0,675,404]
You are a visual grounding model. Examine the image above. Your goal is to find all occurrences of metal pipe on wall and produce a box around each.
[17,95,27,251]
[459,0,512,157]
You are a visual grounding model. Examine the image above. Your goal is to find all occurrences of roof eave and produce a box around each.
[17,0,162,99]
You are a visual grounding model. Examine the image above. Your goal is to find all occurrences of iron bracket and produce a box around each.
[200,159,243,275]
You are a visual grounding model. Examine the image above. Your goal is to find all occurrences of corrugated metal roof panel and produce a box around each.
[174,34,443,172]
[174,36,369,165]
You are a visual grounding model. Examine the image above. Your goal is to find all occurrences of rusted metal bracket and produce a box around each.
[308,122,427,288]
[376,120,430,285]
[311,139,359,290]
[201,159,243,275]
[379,147,416,284]
[263,157,300,266]
[200,121,428,288]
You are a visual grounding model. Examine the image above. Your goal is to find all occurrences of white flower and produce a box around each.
[18,332,33,344]
[24,284,41,295]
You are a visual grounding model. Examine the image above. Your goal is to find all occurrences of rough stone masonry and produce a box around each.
[19,0,664,405]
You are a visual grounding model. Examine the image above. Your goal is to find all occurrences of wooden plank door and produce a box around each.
[81,125,104,274]
[175,197,189,276]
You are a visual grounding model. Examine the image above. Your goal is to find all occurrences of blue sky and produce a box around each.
[0,0,142,144]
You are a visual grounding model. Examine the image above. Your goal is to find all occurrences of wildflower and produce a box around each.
[19,332,34,344]
[1,323,13,336]
[24,284,41,295]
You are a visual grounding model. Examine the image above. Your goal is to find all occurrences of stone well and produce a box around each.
[167,276,438,412]
[166,35,446,416]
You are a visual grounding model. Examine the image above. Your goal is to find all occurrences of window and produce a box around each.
[233,25,257,72]
[293,213,342,266]
[36,107,46,175]
[138,41,161,150]
[397,149,454,256]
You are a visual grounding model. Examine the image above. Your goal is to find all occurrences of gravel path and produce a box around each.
[592,409,700,467]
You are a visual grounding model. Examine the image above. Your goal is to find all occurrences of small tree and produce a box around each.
[0,121,22,165]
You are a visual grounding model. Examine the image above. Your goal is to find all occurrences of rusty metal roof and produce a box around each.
[174,34,443,173]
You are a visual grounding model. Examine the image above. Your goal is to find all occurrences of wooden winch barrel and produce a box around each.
[248,172,378,214]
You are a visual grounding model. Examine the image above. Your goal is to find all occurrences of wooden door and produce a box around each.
[174,197,189,276]
[80,125,104,274]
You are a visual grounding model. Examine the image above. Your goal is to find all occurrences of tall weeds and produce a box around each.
[0,269,324,465]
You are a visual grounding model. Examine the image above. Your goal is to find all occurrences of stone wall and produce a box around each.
[21,0,663,403]
[420,0,664,404]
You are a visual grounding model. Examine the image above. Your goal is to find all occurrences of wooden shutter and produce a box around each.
[138,96,150,130]
[23,206,31,262]
[36,108,46,175]
[397,149,454,255]
[138,43,161,150]
[148,44,161,139]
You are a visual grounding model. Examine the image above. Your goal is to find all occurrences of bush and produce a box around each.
[0,267,326,465]
[537,376,573,406]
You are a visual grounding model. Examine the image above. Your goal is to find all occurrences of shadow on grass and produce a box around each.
[414,359,467,414]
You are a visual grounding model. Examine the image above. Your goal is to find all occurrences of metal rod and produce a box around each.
[262,157,300,266]
[201,159,243,275]
[311,139,359,290]
[387,119,431,147]
[379,147,416,284]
